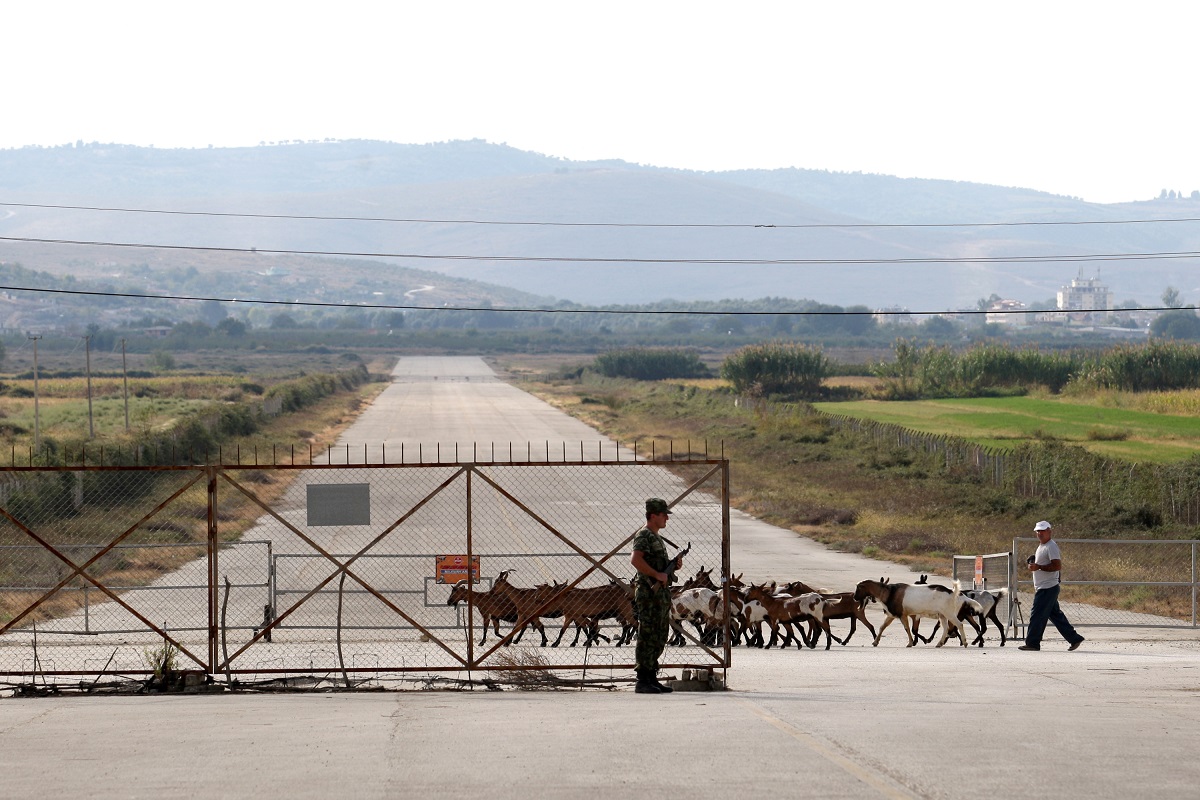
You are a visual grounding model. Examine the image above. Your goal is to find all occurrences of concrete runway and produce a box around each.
[3,356,1199,799]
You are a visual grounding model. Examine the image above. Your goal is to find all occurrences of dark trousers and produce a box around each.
[634,586,670,672]
[1025,583,1083,648]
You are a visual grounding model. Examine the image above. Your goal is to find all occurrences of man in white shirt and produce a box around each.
[1019,520,1085,652]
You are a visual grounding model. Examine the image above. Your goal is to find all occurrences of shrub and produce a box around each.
[150,351,176,372]
[874,339,1078,398]
[721,342,830,398]
[1086,427,1130,441]
[592,348,709,381]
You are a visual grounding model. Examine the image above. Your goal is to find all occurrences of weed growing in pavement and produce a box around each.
[142,640,179,680]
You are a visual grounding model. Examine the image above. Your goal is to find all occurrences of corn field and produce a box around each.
[874,339,1200,398]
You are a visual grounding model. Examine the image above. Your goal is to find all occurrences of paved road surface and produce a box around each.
[3,356,1198,799]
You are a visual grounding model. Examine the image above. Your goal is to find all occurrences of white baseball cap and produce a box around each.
[1034,520,1052,532]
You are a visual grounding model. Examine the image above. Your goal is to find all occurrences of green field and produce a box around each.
[812,397,1200,463]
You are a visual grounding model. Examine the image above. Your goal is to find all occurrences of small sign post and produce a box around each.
[436,555,481,585]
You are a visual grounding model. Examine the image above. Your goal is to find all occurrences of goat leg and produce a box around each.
[803,620,819,649]
[764,619,782,649]
[912,618,937,645]
[962,615,984,647]
[858,612,877,642]
[872,615,897,646]
[988,608,1007,646]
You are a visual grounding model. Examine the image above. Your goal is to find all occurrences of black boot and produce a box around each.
[652,671,674,693]
[634,669,662,694]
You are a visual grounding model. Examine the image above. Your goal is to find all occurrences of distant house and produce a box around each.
[986,299,1031,326]
[873,305,918,325]
[1057,274,1113,322]
[143,326,172,338]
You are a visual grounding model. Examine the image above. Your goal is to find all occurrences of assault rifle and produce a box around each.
[662,541,692,588]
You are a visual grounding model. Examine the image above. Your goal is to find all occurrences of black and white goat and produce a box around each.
[854,577,982,647]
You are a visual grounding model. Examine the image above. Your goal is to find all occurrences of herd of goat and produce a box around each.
[447,567,1012,649]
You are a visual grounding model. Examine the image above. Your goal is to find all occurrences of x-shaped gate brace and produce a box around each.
[0,468,210,670]
[218,466,470,672]
[469,462,730,668]
[1,460,730,676]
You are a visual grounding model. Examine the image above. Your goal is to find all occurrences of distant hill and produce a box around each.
[2,139,1198,310]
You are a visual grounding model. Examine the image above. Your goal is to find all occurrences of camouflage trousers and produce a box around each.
[634,584,671,672]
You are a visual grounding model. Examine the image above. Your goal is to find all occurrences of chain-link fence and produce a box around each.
[1012,537,1199,630]
[0,457,729,686]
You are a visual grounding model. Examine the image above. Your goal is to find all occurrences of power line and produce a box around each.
[2,200,1200,230]
[2,235,1199,266]
[0,283,1178,317]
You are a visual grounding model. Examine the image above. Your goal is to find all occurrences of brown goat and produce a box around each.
[817,591,877,646]
[745,583,832,650]
[777,580,875,646]
[680,566,718,591]
[447,580,521,646]
[489,571,565,647]
[553,581,636,647]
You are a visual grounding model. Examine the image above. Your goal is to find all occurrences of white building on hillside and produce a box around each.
[1058,273,1113,320]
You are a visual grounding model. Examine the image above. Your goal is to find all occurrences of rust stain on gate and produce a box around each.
[0,456,731,682]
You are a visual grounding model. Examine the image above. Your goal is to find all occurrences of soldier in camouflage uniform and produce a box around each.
[630,497,681,695]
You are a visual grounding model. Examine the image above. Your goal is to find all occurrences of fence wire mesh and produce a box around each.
[1013,537,1198,629]
[0,458,729,686]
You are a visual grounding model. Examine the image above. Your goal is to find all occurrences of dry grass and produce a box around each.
[486,650,567,690]
[670,378,729,390]
[825,375,885,391]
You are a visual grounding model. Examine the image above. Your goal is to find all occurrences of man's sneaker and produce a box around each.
[1069,638,1084,651]
[1018,645,1040,651]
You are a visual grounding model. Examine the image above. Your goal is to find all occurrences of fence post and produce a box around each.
[466,465,475,670]
[207,466,219,674]
[1009,537,1020,639]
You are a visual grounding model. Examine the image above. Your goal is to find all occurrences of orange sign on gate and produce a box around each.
[436,555,481,584]
[975,555,984,587]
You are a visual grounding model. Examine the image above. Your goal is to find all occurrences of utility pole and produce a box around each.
[84,335,94,439]
[121,338,130,432]
[29,334,41,452]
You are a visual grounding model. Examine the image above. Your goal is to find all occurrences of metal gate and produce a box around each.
[1011,536,1200,630]
[0,455,730,685]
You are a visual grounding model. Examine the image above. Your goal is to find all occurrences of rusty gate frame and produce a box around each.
[0,457,731,679]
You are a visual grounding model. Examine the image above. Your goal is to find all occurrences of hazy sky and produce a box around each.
[8,2,1197,204]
